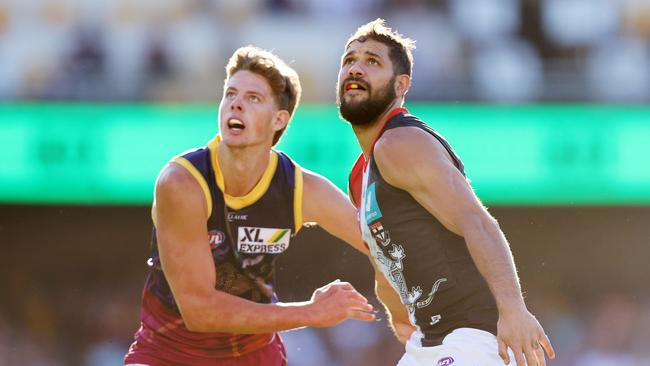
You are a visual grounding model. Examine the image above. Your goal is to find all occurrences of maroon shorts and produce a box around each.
[218,334,287,366]
[124,333,287,366]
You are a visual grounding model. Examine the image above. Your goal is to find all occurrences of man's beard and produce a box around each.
[338,77,396,126]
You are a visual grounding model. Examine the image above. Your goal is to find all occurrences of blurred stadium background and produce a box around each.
[1,0,650,365]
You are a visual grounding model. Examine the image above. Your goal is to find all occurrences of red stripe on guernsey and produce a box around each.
[348,107,408,208]
[349,154,365,209]
[367,107,408,167]
[124,288,275,364]
[348,107,407,251]
[349,156,369,251]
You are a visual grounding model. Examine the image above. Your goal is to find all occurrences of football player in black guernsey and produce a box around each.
[340,19,555,366]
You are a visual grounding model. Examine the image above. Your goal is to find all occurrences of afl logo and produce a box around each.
[208,230,226,249]
[437,357,454,366]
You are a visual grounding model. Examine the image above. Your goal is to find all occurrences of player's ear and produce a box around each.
[272,110,290,132]
[395,74,411,98]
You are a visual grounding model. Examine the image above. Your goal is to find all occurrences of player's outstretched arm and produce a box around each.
[301,168,414,342]
[373,127,555,366]
[301,168,368,254]
[153,163,375,334]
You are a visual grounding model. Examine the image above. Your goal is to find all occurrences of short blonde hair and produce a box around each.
[225,46,301,146]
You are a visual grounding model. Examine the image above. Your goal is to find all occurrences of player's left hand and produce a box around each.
[496,305,555,366]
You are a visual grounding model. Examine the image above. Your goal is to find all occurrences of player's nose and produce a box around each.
[347,61,364,77]
[229,96,244,111]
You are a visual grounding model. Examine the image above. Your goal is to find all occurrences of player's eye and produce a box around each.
[225,91,236,98]
[249,94,260,103]
[367,58,379,65]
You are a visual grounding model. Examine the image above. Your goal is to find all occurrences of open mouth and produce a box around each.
[345,81,367,92]
[227,118,245,130]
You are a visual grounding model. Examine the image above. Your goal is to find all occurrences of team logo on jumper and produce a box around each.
[437,357,454,366]
[208,229,226,249]
[364,183,383,222]
[237,227,291,254]
[370,221,390,246]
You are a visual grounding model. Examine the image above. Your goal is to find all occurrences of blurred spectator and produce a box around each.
[146,36,173,80]
[574,294,641,366]
[314,0,376,18]
[388,11,465,100]
[622,0,650,38]
[472,38,543,102]
[587,37,650,102]
[542,0,619,48]
[265,0,297,13]
[451,0,520,44]
[214,0,264,27]
[53,26,107,100]
[82,291,133,366]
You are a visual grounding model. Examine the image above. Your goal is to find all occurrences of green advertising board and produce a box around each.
[0,103,648,205]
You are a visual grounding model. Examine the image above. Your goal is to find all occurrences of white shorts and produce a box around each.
[397,328,515,366]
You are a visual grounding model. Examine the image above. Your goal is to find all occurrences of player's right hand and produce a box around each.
[306,279,376,328]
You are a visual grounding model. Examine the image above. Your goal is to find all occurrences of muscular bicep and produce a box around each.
[301,169,367,253]
[154,163,215,316]
[375,128,489,237]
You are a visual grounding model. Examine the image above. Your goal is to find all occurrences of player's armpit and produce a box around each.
[373,261,414,344]
[301,168,367,254]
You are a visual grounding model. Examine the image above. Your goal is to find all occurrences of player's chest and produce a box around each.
[208,206,294,262]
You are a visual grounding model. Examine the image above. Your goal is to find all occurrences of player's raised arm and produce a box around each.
[373,126,555,366]
[154,162,375,334]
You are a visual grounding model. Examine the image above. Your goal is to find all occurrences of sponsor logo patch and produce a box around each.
[437,357,454,366]
[237,227,291,254]
[208,229,226,249]
[364,182,383,222]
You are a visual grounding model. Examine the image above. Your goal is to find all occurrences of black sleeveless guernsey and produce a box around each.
[350,109,498,346]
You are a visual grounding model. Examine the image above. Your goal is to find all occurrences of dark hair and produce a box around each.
[225,46,301,146]
[345,18,416,77]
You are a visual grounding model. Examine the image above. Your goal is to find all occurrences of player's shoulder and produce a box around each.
[272,149,300,176]
[300,167,335,192]
[156,161,203,198]
[375,125,440,161]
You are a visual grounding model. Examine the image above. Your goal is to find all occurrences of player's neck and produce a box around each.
[353,99,403,160]
[217,143,272,197]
